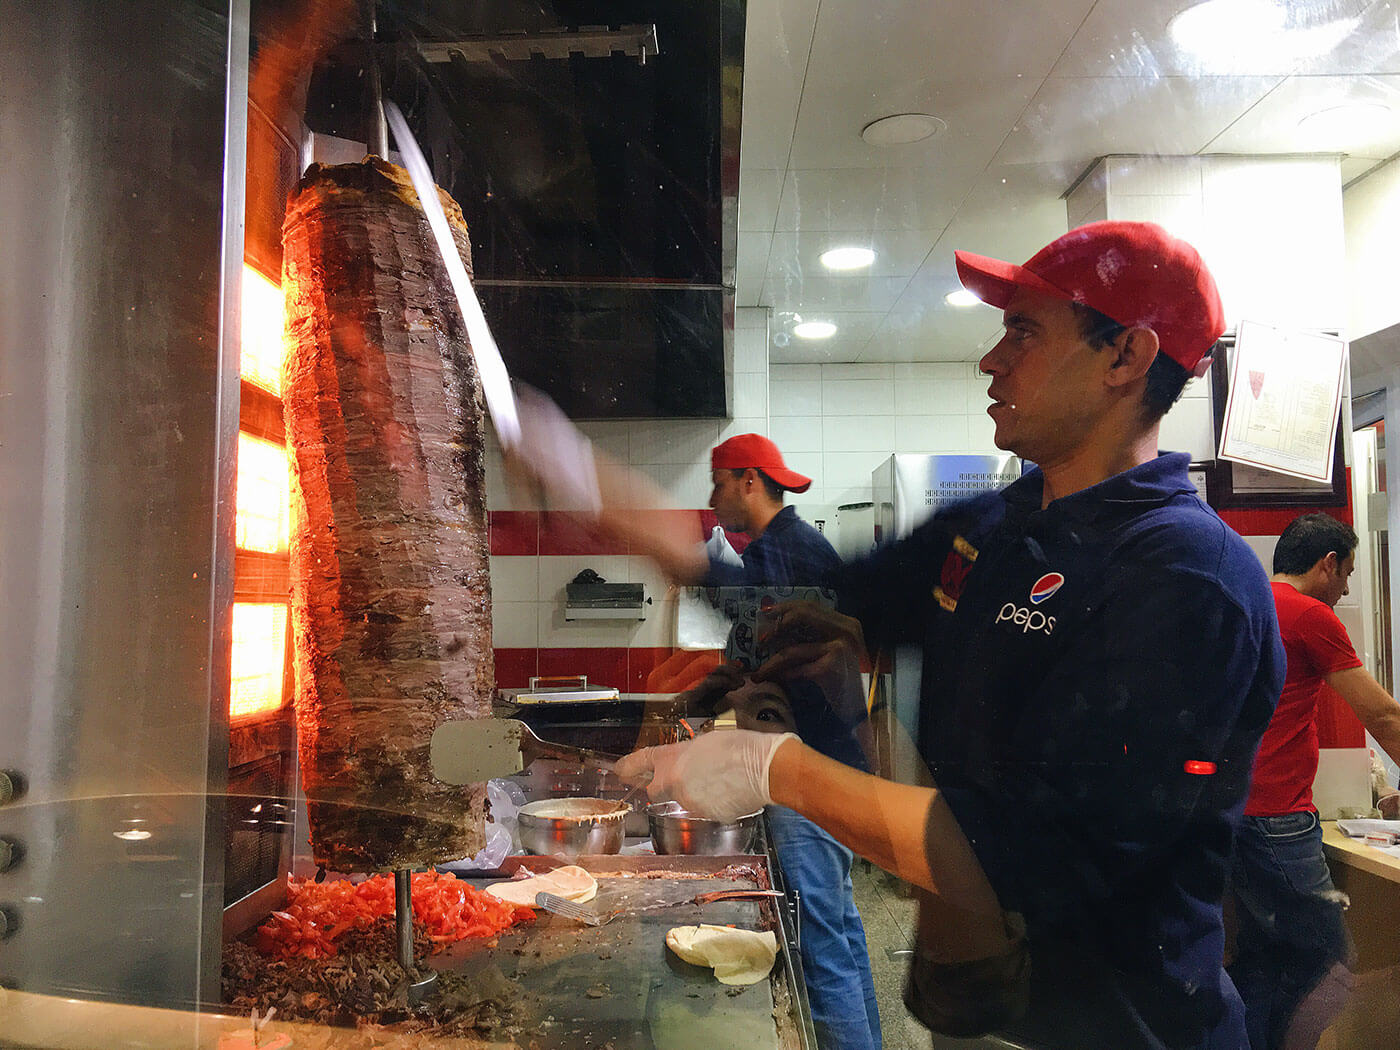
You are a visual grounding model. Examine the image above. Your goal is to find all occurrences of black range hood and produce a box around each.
[305,1,743,419]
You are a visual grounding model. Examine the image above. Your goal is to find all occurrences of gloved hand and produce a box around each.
[503,384,602,515]
[614,730,799,823]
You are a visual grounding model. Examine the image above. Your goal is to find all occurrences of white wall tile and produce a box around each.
[632,594,675,647]
[822,363,892,381]
[734,326,769,373]
[770,416,824,453]
[577,420,631,461]
[538,604,646,647]
[823,415,895,452]
[735,306,769,330]
[720,416,770,442]
[491,602,539,648]
[782,451,825,489]
[733,372,769,418]
[824,451,889,489]
[489,556,539,603]
[893,363,971,382]
[894,378,970,415]
[895,415,970,452]
[769,378,822,416]
[967,412,1000,451]
[821,379,894,415]
[771,364,822,382]
[538,557,594,602]
[626,420,720,465]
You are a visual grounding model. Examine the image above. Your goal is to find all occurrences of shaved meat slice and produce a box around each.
[486,865,599,907]
[665,925,778,986]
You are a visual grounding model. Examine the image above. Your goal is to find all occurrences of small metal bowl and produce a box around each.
[517,797,628,858]
[647,801,761,855]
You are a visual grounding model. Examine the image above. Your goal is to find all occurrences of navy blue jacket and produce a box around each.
[702,505,842,589]
[837,453,1284,1049]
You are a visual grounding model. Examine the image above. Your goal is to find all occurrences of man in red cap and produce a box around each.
[702,432,841,588]
[614,221,1286,1050]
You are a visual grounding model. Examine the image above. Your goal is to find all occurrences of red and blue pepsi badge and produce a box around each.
[1028,572,1065,605]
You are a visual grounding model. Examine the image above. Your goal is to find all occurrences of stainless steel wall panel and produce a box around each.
[0,0,247,1009]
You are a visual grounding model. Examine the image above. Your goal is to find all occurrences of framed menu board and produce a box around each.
[1203,322,1349,508]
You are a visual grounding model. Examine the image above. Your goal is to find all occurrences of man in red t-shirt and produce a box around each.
[1230,513,1400,1050]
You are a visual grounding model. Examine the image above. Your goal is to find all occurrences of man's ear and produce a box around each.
[1105,326,1160,388]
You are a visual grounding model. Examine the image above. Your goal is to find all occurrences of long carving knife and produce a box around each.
[383,100,521,450]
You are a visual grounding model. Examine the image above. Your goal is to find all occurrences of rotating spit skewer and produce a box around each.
[395,869,439,1003]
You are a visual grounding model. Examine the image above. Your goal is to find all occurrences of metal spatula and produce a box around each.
[429,718,622,785]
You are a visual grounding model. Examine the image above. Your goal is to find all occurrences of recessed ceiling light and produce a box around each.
[1169,0,1283,54]
[945,289,982,307]
[820,246,876,271]
[1297,101,1394,142]
[860,113,946,147]
[1169,0,1357,65]
[793,320,838,340]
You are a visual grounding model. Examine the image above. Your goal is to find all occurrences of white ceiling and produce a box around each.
[735,0,1400,364]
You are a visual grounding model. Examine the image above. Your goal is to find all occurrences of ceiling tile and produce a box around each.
[761,274,911,313]
[735,232,772,307]
[739,168,786,231]
[769,311,884,364]
[805,0,1098,83]
[1054,0,1400,78]
[864,306,1004,363]
[1204,74,1400,157]
[763,228,941,282]
[739,0,823,169]
[787,76,1038,170]
[772,166,975,231]
[995,75,1283,168]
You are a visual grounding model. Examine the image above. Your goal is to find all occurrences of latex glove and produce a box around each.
[615,730,799,823]
[504,384,602,515]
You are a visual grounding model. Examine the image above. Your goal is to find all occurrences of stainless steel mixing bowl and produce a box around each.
[516,797,627,857]
[647,801,761,855]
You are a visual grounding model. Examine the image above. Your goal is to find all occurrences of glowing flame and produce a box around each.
[236,432,291,553]
[230,602,288,719]
[241,265,287,394]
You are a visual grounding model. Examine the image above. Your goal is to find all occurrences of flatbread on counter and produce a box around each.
[485,864,598,907]
[665,925,778,986]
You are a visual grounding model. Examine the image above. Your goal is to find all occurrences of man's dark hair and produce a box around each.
[730,467,784,502]
[1070,302,1197,422]
[1273,513,1358,575]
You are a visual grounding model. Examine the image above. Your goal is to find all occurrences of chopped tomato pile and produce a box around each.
[254,870,535,960]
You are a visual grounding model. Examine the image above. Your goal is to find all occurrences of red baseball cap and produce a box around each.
[954,221,1225,377]
[711,434,812,493]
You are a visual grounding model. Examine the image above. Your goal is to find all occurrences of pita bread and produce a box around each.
[485,864,598,907]
[665,924,778,986]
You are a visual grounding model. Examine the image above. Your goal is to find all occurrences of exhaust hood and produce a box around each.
[304,1,744,419]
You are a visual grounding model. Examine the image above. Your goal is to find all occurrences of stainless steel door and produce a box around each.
[0,0,248,1009]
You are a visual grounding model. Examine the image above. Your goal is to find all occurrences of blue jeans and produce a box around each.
[1228,810,1353,1050]
[768,804,882,1050]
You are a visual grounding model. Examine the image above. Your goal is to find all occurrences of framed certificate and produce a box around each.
[1204,324,1349,508]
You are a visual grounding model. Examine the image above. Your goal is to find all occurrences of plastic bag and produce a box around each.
[437,778,526,872]
[705,525,743,568]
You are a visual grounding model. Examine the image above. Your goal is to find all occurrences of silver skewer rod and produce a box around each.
[394,867,414,971]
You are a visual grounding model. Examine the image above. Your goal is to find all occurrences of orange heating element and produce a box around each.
[236,432,291,553]
[241,265,287,394]
[230,602,288,720]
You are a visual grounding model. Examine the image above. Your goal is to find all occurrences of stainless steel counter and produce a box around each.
[448,853,816,1050]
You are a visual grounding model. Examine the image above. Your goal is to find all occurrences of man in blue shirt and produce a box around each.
[692,433,881,1050]
[613,222,1286,1049]
[700,432,842,589]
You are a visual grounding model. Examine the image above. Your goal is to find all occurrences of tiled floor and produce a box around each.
[852,861,1017,1050]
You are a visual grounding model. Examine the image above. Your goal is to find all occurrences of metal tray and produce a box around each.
[442,852,815,1050]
